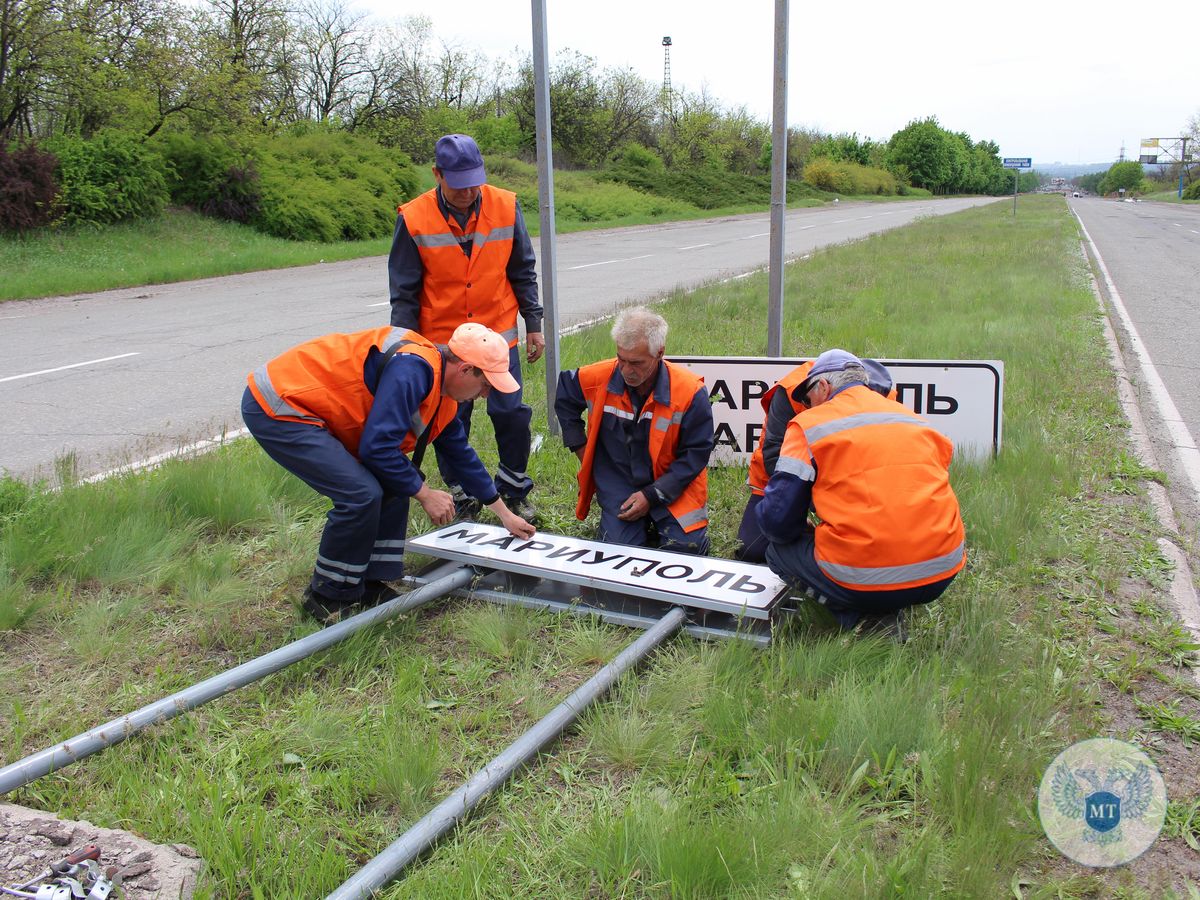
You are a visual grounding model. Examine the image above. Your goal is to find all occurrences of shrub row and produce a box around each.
[601,144,824,209]
[802,158,898,196]
[1,129,419,241]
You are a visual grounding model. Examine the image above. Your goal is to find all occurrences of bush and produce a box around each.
[43,131,169,225]
[154,132,261,223]
[802,158,898,195]
[602,158,823,209]
[0,140,61,232]
[1183,180,1200,201]
[251,130,418,242]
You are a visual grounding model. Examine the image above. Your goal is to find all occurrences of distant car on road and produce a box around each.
[1072,191,1081,198]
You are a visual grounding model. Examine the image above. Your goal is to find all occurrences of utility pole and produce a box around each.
[661,36,674,124]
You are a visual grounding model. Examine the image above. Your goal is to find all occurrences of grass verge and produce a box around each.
[2,196,1198,896]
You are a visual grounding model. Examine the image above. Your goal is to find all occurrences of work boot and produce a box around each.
[302,586,357,627]
[856,608,909,643]
[449,485,482,522]
[503,495,539,525]
[362,580,400,608]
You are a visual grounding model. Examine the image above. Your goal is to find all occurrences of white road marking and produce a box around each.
[1076,212,1200,501]
[367,301,389,307]
[0,315,29,320]
[566,254,653,270]
[679,243,712,250]
[1,352,140,384]
[1191,230,1199,235]
[82,427,251,484]
[741,232,770,239]
[799,225,816,230]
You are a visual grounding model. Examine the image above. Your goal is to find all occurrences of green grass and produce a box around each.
[2,196,1197,896]
[1,158,835,303]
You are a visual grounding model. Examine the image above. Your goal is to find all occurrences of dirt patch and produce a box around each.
[0,803,201,898]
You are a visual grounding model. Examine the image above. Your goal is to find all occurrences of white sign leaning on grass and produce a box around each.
[667,357,1004,464]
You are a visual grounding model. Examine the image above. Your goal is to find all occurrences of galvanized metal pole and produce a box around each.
[766,0,789,357]
[325,606,687,900]
[0,568,477,795]
[531,0,561,436]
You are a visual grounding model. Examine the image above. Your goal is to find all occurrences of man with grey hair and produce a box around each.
[555,307,715,554]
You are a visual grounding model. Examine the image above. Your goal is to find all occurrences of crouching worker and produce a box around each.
[555,307,714,554]
[737,356,894,562]
[757,349,964,631]
[242,323,536,625]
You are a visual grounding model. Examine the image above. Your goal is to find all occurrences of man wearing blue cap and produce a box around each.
[388,133,543,522]
[757,348,966,635]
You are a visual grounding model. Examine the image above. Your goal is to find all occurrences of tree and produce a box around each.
[293,0,368,123]
[887,117,958,193]
[1098,160,1144,195]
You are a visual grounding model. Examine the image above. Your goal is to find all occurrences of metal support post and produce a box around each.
[325,606,688,900]
[766,0,789,357]
[531,0,561,435]
[0,568,478,795]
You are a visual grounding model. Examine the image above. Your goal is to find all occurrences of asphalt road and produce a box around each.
[1,197,995,481]
[1070,196,1200,529]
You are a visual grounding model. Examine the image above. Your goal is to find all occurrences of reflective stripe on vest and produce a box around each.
[819,542,965,587]
[805,411,925,445]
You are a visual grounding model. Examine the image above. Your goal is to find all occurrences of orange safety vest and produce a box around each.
[247,327,459,457]
[573,359,709,533]
[399,184,521,346]
[777,385,965,591]
[746,361,814,495]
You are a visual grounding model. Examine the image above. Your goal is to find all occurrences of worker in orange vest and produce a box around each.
[758,349,964,633]
[736,357,894,562]
[389,134,543,523]
[242,323,535,625]
[555,307,714,554]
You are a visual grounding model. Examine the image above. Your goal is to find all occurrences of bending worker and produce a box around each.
[757,348,964,629]
[555,307,714,555]
[737,356,894,562]
[242,323,535,625]
[389,133,543,522]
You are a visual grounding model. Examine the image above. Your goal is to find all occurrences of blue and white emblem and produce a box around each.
[1039,738,1167,866]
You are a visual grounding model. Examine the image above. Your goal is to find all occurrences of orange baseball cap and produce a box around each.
[448,323,519,393]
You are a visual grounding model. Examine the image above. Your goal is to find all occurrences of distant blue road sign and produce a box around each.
[1003,157,1032,168]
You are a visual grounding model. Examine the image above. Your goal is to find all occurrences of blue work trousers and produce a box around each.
[437,344,533,500]
[734,493,768,562]
[765,530,954,626]
[242,388,408,602]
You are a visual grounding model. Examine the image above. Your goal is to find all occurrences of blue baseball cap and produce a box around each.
[862,358,893,395]
[808,348,863,379]
[434,134,486,189]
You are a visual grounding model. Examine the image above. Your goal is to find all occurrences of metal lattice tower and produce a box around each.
[661,36,673,119]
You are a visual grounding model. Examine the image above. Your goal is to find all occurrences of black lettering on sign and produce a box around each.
[743,380,769,408]
[480,536,515,549]
[927,384,959,415]
[731,575,766,594]
[657,564,695,579]
[713,422,741,452]
[583,551,623,565]
[547,546,589,562]
[511,540,554,553]
[688,569,736,587]
[708,380,737,409]
[746,422,763,454]
[895,383,922,413]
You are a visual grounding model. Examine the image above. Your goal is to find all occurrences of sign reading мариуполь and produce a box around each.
[1038,738,1167,867]
[408,524,788,618]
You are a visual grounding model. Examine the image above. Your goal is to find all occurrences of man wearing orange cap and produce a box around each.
[389,133,543,522]
[242,322,535,624]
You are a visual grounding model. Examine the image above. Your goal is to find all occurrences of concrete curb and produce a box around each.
[1079,230,1200,686]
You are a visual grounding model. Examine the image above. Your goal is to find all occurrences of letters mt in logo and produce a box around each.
[1038,738,1167,867]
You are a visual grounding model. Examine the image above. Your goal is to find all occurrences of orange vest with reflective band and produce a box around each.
[399,184,520,346]
[747,361,814,495]
[246,327,459,458]
[573,359,709,533]
[777,385,965,591]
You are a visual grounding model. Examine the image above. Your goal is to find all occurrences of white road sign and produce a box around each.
[669,357,1004,464]
[408,524,789,619]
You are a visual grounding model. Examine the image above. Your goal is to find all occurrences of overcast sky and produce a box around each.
[372,0,1196,166]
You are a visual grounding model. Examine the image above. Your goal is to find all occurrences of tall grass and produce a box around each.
[0,196,1177,896]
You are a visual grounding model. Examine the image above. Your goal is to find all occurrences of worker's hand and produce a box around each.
[491,499,536,539]
[573,447,585,463]
[415,485,455,526]
[617,491,649,522]
[526,331,545,364]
